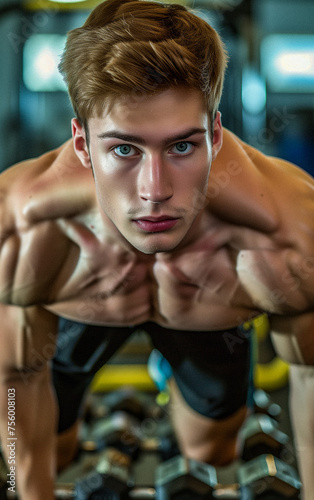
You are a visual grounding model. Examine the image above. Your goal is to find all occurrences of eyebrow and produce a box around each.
[97,127,207,146]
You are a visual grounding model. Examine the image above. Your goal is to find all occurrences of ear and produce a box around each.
[72,118,92,169]
[211,111,223,162]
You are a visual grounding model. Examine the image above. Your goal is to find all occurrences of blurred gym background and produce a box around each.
[0,0,313,399]
[0,0,312,492]
[0,0,313,419]
[0,0,313,174]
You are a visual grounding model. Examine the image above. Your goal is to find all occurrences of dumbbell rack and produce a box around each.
[0,388,302,499]
[56,388,301,499]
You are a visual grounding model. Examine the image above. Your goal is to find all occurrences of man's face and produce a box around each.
[73,88,222,254]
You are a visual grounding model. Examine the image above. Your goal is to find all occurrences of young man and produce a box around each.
[0,0,313,498]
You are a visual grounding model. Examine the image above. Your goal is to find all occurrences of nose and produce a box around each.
[139,154,173,203]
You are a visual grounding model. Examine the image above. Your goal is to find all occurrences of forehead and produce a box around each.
[88,88,209,138]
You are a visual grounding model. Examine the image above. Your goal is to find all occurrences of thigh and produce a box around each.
[52,318,134,432]
[53,318,134,374]
[147,322,253,420]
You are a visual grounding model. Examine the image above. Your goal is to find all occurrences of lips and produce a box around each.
[133,216,179,233]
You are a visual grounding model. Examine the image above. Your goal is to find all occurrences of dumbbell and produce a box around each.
[55,447,134,499]
[82,410,179,462]
[85,390,161,423]
[82,411,141,459]
[155,455,217,499]
[6,448,134,499]
[237,454,301,499]
[140,436,179,462]
[240,414,290,462]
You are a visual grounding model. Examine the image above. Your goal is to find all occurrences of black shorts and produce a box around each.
[52,319,253,433]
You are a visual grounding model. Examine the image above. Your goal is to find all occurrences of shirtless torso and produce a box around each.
[1,128,314,362]
[1,97,314,500]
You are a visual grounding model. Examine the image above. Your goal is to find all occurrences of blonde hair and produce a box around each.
[59,0,228,127]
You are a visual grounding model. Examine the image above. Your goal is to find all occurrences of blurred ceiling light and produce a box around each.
[276,52,314,76]
[25,0,99,9]
[47,1,88,3]
[261,35,314,92]
[23,34,66,92]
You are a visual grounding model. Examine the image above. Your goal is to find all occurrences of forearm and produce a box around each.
[289,364,314,500]
[0,367,57,500]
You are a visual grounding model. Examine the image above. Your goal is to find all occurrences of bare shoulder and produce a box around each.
[210,128,314,233]
[0,140,97,306]
[215,128,314,309]
[4,139,96,221]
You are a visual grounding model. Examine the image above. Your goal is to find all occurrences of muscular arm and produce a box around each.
[0,304,58,500]
[270,313,314,499]
[0,141,95,498]
[0,140,95,306]
[213,130,314,497]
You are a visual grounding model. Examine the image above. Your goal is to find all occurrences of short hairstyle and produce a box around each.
[59,0,228,126]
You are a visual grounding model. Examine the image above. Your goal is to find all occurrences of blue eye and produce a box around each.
[114,144,137,157]
[171,142,193,154]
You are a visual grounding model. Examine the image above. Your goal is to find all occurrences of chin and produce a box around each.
[132,235,183,255]
[144,246,176,255]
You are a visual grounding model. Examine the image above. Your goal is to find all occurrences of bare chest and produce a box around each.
[46,228,262,330]
[45,212,308,329]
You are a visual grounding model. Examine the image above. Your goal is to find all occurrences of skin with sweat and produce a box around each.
[1,88,314,500]
[1,88,314,335]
